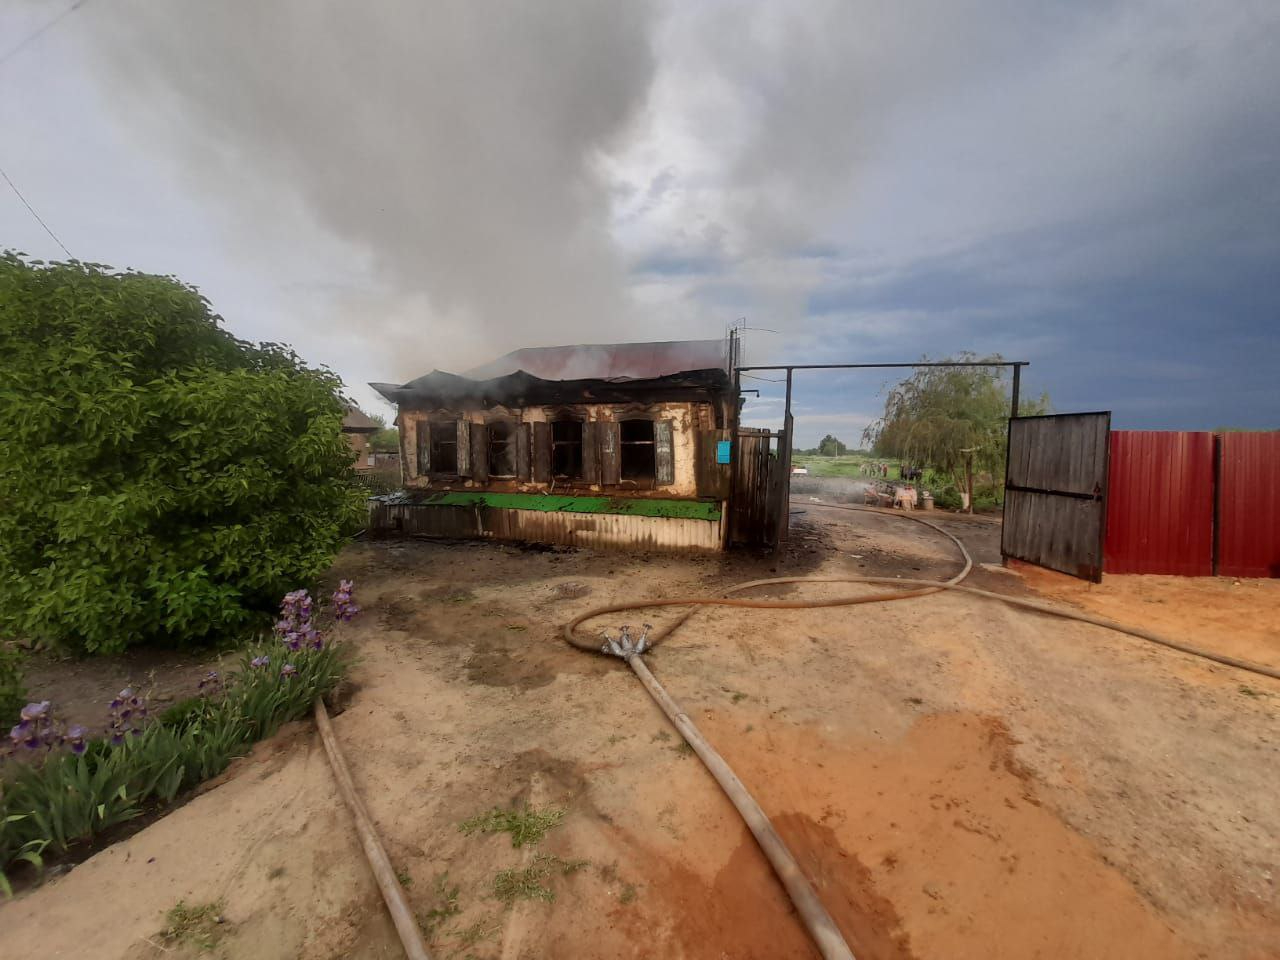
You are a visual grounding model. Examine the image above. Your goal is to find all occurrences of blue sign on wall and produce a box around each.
[716,440,732,465]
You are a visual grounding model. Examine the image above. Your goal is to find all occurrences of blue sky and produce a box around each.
[2,0,1276,446]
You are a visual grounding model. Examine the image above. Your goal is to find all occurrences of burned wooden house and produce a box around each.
[368,340,740,551]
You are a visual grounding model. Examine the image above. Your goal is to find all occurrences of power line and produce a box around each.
[0,0,90,71]
[0,164,72,257]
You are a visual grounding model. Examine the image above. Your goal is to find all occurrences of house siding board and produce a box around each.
[369,501,723,553]
[600,421,621,486]
[1104,431,1214,576]
[1218,432,1280,578]
[470,422,489,484]
[532,421,551,483]
[581,420,598,485]
[655,420,675,485]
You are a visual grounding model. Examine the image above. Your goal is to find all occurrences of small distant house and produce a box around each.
[368,339,735,552]
[342,408,381,470]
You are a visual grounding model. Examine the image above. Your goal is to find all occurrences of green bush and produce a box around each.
[0,646,24,726]
[0,641,347,893]
[930,485,964,511]
[0,254,365,654]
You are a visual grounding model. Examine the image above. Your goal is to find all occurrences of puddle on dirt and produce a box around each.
[772,812,915,960]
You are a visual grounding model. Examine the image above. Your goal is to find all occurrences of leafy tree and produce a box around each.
[862,354,1048,502]
[816,434,847,456]
[0,254,364,654]
[370,426,400,453]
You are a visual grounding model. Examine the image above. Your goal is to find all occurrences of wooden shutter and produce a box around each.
[415,420,430,475]
[600,421,620,486]
[581,421,597,484]
[532,421,551,484]
[470,422,488,483]
[456,420,471,476]
[655,420,675,485]
[516,423,531,481]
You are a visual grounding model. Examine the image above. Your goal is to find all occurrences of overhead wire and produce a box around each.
[0,0,90,71]
[0,164,73,258]
[0,0,94,259]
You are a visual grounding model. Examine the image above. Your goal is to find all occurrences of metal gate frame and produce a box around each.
[1001,411,1112,582]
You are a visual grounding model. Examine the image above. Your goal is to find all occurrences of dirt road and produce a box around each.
[3,508,1277,959]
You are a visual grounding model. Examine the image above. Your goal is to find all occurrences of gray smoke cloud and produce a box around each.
[81,0,657,380]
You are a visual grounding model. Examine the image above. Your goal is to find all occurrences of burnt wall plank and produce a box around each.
[532,421,551,484]
[600,421,620,486]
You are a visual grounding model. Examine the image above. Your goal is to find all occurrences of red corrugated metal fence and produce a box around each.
[1217,432,1280,578]
[1104,431,1215,576]
[1103,430,1279,577]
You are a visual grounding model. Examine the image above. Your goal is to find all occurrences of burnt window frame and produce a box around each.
[550,415,585,480]
[415,416,465,478]
[486,418,518,478]
[429,419,460,475]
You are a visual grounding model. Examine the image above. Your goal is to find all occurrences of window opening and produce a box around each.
[619,419,655,481]
[488,421,517,477]
[551,418,584,479]
[431,421,458,474]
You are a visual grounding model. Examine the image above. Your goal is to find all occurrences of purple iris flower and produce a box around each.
[280,663,297,679]
[251,655,270,668]
[66,725,89,754]
[20,701,50,721]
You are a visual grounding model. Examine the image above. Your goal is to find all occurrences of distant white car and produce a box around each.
[791,466,809,475]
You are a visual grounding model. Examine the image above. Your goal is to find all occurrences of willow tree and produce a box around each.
[0,254,364,654]
[862,354,1048,506]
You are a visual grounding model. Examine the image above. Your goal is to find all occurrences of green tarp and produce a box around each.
[413,491,721,521]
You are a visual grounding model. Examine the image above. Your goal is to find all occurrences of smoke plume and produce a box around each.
[82,1,657,379]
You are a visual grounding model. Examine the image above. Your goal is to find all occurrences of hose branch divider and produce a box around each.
[564,502,1279,960]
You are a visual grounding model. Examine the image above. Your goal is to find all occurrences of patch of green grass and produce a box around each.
[419,873,461,934]
[729,691,748,704]
[1239,685,1265,698]
[619,882,639,905]
[605,733,628,746]
[504,623,527,632]
[792,454,899,480]
[651,730,672,743]
[160,899,226,951]
[461,805,565,848]
[450,915,500,951]
[672,740,695,758]
[396,869,413,888]
[492,854,587,904]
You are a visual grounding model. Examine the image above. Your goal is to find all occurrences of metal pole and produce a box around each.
[1011,363,1022,419]
[775,368,794,553]
[727,332,742,547]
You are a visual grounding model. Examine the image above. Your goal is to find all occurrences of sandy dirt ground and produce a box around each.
[3,506,1277,960]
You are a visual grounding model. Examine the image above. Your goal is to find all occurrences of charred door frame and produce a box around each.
[1001,410,1111,582]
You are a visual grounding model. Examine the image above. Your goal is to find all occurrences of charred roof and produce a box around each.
[371,339,731,408]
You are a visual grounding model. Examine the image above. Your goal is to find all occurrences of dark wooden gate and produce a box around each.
[729,427,782,547]
[1002,411,1111,581]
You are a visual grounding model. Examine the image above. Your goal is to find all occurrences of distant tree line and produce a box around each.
[794,435,869,457]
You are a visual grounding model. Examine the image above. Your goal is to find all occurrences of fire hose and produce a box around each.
[560,503,1279,960]
[318,503,1276,960]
